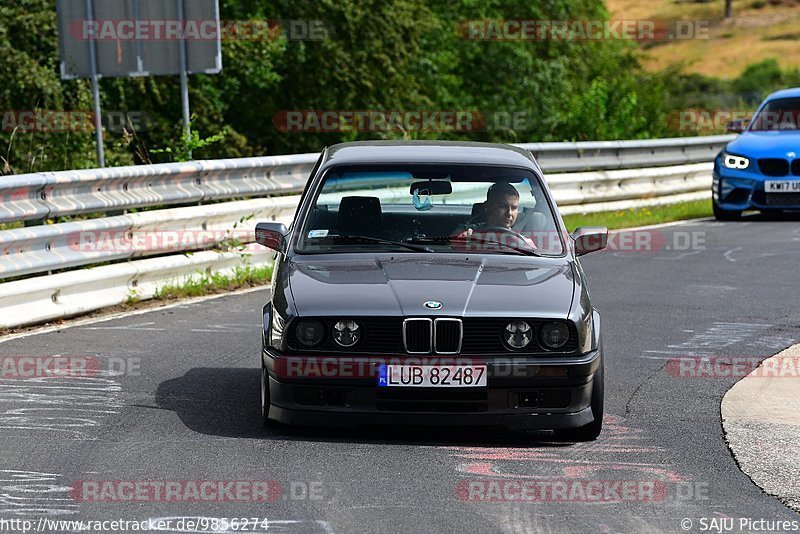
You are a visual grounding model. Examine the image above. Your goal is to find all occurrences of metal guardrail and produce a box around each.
[0,249,275,328]
[518,134,733,173]
[0,135,734,328]
[0,197,298,279]
[0,135,734,225]
[0,154,318,224]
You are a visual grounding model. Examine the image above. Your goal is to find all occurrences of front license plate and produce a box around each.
[765,180,800,193]
[377,365,487,387]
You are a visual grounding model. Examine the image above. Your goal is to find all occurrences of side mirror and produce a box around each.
[571,227,608,256]
[726,119,748,133]
[255,222,288,252]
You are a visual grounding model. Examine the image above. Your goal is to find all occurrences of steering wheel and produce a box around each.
[473,225,528,242]
[468,226,539,252]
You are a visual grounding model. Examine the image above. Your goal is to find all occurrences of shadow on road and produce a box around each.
[155,367,575,448]
[740,210,800,222]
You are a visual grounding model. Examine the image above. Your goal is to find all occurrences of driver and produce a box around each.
[452,183,537,250]
[484,182,520,228]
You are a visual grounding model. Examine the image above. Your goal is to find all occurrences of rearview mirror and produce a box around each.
[726,119,749,133]
[571,227,608,256]
[255,222,288,252]
[409,180,453,196]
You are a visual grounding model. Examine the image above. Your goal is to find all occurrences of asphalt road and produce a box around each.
[1,215,800,534]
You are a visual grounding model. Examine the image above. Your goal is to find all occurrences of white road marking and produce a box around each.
[190,324,262,333]
[723,247,742,262]
[0,374,122,440]
[643,322,772,359]
[655,249,703,261]
[80,321,165,331]
[148,517,335,533]
[0,470,78,516]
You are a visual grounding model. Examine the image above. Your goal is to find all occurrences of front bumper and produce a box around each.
[714,169,800,211]
[262,348,602,430]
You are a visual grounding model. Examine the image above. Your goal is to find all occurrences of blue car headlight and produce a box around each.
[722,153,750,170]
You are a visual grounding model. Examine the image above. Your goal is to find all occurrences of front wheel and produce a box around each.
[558,362,604,442]
[713,202,742,221]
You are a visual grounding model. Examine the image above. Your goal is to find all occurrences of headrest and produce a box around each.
[337,196,383,236]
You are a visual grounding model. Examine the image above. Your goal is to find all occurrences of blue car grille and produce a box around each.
[763,192,800,206]
[752,190,800,206]
[792,159,800,176]
[758,158,790,177]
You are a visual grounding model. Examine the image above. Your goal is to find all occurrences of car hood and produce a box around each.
[726,131,800,158]
[286,255,575,318]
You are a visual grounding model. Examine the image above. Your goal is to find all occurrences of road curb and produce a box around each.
[721,343,800,513]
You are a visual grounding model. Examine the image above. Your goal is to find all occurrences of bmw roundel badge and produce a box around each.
[424,300,443,310]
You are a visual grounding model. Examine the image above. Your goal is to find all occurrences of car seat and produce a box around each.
[337,196,383,238]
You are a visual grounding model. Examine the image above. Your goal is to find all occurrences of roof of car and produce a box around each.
[322,141,539,170]
[764,87,800,100]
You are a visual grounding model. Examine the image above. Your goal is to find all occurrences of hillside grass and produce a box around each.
[605,0,800,78]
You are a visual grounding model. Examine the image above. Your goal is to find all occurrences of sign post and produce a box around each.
[56,0,222,164]
[84,0,105,167]
[176,0,192,153]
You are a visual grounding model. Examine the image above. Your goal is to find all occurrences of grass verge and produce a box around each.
[152,263,273,301]
[562,199,712,231]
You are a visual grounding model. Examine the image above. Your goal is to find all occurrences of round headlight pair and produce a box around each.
[295,319,361,348]
[503,321,570,351]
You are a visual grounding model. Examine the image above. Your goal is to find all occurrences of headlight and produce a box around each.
[722,153,749,170]
[503,321,532,350]
[333,319,361,347]
[295,319,326,348]
[539,322,570,350]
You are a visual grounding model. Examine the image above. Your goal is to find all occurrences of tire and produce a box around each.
[261,363,278,428]
[558,361,604,442]
[713,202,742,221]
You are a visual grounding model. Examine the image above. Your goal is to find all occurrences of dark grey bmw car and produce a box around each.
[256,141,608,440]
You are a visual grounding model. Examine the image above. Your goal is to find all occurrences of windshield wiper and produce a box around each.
[333,235,434,253]
[408,236,541,257]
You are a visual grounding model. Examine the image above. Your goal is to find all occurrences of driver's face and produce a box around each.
[486,194,519,228]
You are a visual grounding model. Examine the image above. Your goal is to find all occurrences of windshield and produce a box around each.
[296,165,565,256]
[749,97,800,131]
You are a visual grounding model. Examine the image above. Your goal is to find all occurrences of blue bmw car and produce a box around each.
[713,87,800,220]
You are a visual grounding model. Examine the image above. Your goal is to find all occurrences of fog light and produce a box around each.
[295,319,325,348]
[539,322,570,350]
